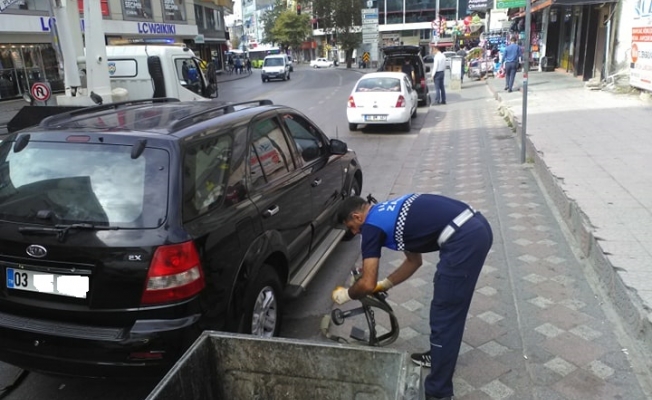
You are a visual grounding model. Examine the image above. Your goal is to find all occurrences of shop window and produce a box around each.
[161,0,186,22]
[0,44,64,99]
[121,0,153,20]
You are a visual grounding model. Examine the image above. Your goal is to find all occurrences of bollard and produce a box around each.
[450,56,462,90]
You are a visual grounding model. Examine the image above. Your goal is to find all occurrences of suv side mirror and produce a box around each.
[329,139,348,155]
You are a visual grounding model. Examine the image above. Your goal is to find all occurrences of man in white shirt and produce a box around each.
[431,47,447,104]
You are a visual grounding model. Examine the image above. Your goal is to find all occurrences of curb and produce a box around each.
[486,80,652,350]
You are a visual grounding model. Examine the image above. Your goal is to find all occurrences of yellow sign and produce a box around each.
[362,52,370,62]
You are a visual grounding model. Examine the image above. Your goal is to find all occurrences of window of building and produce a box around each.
[121,0,153,20]
[77,0,110,16]
[161,0,186,22]
[206,8,217,30]
[194,4,205,29]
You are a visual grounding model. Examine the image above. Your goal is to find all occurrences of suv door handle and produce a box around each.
[263,205,280,218]
[311,178,322,187]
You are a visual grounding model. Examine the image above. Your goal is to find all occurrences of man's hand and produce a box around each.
[332,287,351,305]
[373,278,394,293]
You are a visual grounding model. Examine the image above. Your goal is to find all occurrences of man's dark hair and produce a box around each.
[336,196,367,224]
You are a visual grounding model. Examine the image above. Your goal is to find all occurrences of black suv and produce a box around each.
[379,46,431,106]
[0,98,362,378]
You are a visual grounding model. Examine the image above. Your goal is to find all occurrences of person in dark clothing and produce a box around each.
[401,58,415,86]
[333,194,493,400]
[456,46,468,84]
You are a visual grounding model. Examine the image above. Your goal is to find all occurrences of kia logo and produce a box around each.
[26,245,47,258]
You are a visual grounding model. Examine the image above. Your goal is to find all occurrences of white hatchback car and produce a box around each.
[310,58,334,68]
[346,72,418,132]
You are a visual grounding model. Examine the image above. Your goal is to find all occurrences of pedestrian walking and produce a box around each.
[246,58,252,74]
[502,37,522,92]
[431,47,446,104]
[333,193,493,400]
[234,57,243,75]
[456,46,468,85]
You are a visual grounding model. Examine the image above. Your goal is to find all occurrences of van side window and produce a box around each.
[176,57,201,94]
[249,117,295,187]
[281,113,326,163]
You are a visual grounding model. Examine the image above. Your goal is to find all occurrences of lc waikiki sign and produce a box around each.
[38,17,178,36]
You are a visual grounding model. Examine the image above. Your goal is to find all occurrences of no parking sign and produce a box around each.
[30,82,52,104]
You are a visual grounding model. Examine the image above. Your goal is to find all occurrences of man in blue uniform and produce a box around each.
[333,194,493,400]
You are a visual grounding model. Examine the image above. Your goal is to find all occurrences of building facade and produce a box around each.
[0,0,230,100]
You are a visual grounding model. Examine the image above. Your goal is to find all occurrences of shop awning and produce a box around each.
[513,0,616,17]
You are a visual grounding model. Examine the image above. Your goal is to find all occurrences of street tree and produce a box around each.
[312,0,364,68]
[271,11,312,54]
[260,0,286,46]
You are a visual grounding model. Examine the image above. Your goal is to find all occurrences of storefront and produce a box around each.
[0,13,198,100]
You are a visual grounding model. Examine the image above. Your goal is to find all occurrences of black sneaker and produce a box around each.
[410,350,431,368]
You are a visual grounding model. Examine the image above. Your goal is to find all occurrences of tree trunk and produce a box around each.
[345,49,353,68]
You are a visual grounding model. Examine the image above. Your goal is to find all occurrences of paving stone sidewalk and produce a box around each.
[328,79,652,399]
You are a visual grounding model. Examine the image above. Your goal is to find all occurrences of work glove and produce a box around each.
[331,286,351,305]
[373,278,394,293]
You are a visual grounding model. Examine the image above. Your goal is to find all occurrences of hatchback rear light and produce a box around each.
[348,96,356,108]
[420,77,426,90]
[395,95,406,108]
[141,241,205,305]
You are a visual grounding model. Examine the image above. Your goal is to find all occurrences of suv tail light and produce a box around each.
[141,241,205,305]
[420,77,426,90]
[395,95,406,108]
[348,96,356,108]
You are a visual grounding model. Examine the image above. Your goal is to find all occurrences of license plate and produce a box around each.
[6,267,89,299]
[364,115,387,121]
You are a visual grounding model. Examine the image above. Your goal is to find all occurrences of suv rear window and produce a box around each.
[0,140,169,228]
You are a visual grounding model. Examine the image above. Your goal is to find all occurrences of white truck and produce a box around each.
[6,0,218,133]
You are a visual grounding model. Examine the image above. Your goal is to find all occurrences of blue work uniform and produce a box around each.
[360,193,493,399]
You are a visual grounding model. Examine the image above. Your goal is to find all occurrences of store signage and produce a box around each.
[162,0,186,22]
[137,22,177,34]
[38,16,178,35]
[630,3,652,91]
[468,0,490,11]
[122,0,153,19]
[494,0,525,9]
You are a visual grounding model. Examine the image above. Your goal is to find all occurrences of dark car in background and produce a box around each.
[0,98,362,378]
[379,45,431,106]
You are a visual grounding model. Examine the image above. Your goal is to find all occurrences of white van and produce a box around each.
[261,54,291,83]
[105,45,217,101]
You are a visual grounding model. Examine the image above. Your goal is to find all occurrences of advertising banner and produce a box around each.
[631,0,652,92]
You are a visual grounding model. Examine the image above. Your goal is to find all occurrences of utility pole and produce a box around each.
[521,0,531,163]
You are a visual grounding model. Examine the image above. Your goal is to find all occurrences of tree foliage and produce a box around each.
[312,0,365,68]
[271,11,312,52]
[260,1,311,52]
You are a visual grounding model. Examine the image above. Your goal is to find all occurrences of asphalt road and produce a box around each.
[0,65,428,399]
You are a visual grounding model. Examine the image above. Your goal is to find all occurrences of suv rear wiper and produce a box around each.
[18,223,119,242]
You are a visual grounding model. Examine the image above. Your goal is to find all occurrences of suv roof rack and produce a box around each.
[169,99,274,132]
[39,98,180,129]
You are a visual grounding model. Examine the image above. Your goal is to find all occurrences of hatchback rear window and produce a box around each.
[0,140,169,228]
[356,78,401,92]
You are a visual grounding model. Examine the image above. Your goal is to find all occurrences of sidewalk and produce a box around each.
[485,70,652,349]
[327,73,652,399]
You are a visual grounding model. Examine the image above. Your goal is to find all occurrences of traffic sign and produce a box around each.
[30,82,51,102]
[362,52,370,63]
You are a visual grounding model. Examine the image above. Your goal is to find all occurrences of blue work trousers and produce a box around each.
[424,213,493,399]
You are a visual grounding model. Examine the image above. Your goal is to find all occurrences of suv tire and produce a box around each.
[242,265,283,338]
[348,123,357,131]
[341,178,362,242]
